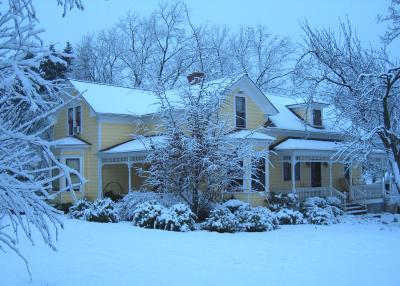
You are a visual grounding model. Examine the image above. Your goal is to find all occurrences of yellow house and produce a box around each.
[51,74,386,211]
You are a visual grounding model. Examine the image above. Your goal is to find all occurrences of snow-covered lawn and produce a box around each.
[2,215,400,286]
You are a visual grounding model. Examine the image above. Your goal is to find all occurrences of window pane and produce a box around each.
[252,158,265,192]
[68,108,74,135]
[75,106,81,131]
[235,97,246,128]
[295,162,301,181]
[313,110,322,126]
[66,158,80,191]
[283,162,291,181]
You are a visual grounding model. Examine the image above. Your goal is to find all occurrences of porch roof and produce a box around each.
[101,135,166,154]
[52,136,91,148]
[273,139,339,151]
[227,130,275,141]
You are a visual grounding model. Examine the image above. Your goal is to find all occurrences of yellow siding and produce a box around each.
[101,122,135,150]
[223,192,267,207]
[220,89,266,131]
[52,99,99,202]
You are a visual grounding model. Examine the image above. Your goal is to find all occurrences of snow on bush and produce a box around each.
[202,200,278,233]
[269,192,299,212]
[69,200,93,220]
[301,197,344,225]
[201,207,240,233]
[69,199,119,223]
[86,198,119,223]
[117,191,182,221]
[222,199,251,213]
[156,204,197,232]
[325,197,342,208]
[237,207,278,232]
[275,208,305,225]
[131,201,164,229]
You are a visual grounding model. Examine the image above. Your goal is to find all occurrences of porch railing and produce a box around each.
[295,187,346,207]
[351,183,384,204]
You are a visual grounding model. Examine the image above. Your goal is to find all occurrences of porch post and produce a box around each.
[97,159,103,199]
[127,157,132,193]
[381,158,386,197]
[328,160,333,192]
[349,163,353,199]
[291,154,296,193]
[265,151,269,192]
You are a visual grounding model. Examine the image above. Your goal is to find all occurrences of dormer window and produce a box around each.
[68,106,82,135]
[235,96,246,128]
[312,109,322,126]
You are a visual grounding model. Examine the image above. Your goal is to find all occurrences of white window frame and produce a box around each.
[234,95,247,129]
[283,162,301,181]
[66,105,83,136]
[311,108,323,127]
[63,155,84,192]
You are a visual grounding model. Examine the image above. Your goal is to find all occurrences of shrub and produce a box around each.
[201,207,240,233]
[222,199,251,213]
[69,199,93,220]
[269,192,299,212]
[325,196,342,208]
[156,203,196,232]
[131,201,165,229]
[104,191,123,202]
[275,208,304,225]
[117,191,182,221]
[86,198,119,223]
[301,197,344,225]
[237,207,278,232]
[54,202,73,214]
[69,199,118,223]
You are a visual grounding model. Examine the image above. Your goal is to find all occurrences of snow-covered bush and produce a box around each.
[69,200,93,220]
[237,207,278,232]
[202,200,278,233]
[325,197,342,208]
[131,201,165,229]
[117,191,182,221]
[201,207,240,233]
[268,192,299,211]
[222,199,251,213]
[275,208,305,225]
[86,198,119,223]
[156,204,196,232]
[301,197,344,225]
[69,199,118,223]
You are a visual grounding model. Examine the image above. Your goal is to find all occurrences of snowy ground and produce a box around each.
[1,214,400,286]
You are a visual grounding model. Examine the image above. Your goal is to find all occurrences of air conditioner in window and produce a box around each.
[74,126,81,134]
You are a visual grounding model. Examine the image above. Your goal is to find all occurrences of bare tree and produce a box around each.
[379,0,400,44]
[293,21,400,192]
[73,28,124,84]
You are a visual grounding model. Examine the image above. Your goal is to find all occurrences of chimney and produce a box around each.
[187,71,205,85]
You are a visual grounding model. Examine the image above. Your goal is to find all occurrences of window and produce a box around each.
[252,158,266,192]
[313,109,322,126]
[52,160,60,192]
[228,160,244,192]
[235,96,246,128]
[283,162,300,181]
[66,158,81,192]
[67,106,82,135]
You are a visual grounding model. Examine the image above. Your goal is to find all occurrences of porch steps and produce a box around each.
[344,203,368,215]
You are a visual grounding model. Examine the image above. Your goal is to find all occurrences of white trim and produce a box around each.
[66,105,83,136]
[62,154,84,193]
[97,120,103,199]
[234,95,247,129]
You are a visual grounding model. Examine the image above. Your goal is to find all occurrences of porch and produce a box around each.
[269,139,387,208]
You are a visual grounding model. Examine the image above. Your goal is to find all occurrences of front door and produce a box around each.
[311,162,322,187]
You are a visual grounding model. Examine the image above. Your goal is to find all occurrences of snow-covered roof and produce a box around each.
[266,94,338,133]
[273,139,339,151]
[52,136,90,147]
[101,136,166,154]
[70,80,166,116]
[227,130,275,141]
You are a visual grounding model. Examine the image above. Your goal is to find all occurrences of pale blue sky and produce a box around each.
[36,0,397,54]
